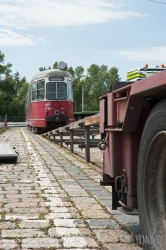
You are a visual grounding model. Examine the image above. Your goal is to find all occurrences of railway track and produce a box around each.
[0,127,142,249]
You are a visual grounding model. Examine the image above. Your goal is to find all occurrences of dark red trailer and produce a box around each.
[99,69,166,249]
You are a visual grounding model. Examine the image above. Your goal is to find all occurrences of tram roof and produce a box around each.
[31,69,73,81]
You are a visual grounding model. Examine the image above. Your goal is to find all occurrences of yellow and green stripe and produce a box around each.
[127,71,146,81]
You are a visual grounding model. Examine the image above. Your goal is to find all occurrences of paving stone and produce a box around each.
[111,209,122,215]
[14,183,38,187]
[62,236,98,248]
[0,239,17,249]
[6,194,36,199]
[126,224,141,236]
[0,221,15,229]
[0,207,10,213]
[72,197,97,204]
[54,218,86,228]
[48,227,80,237]
[12,207,48,214]
[54,219,77,228]
[63,236,87,248]
[94,229,135,243]
[21,198,44,202]
[5,214,40,220]
[67,191,89,197]
[41,201,72,207]
[21,190,42,194]
[49,207,68,213]
[19,220,50,229]
[81,209,110,218]
[63,185,82,190]
[103,243,143,250]
[46,212,71,219]
[78,228,91,235]
[22,238,60,248]
[115,213,140,225]
[1,229,45,238]
[73,219,86,228]
[5,186,36,191]
[85,237,99,248]
[85,186,103,191]
[0,195,5,199]
[87,219,117,229]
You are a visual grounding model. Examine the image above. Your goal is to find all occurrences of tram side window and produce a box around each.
[32,81,36,101]
[28,86,31,104]
[67,80,73,101]
[26,95,29,107]
[46,82,56,100]
[37,80,45,100]
[57,82,67,100]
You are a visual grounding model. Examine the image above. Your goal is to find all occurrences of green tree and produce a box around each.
[10,81,29,115]
[105,66,121,89]
[39,67,47,71]
[0,50,29,116]
[53,61,58,69]
[0,51,12,75]
[83,64,120,110]
[73,66,84,111]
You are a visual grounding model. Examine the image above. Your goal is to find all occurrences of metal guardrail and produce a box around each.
[0,122,27,129]
[42,114,100,163]
[8,122,27,127]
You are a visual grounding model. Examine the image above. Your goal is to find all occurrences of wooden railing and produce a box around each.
[42,113,100,163]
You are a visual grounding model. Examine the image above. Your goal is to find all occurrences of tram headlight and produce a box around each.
[55,110,60,115]
[61,111,64,115]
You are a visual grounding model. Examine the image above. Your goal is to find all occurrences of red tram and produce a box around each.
[26,62,74,133]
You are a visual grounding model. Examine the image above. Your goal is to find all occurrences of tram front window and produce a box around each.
[57,82,67,100]
[46,82,67,100]
[46,82,56,100]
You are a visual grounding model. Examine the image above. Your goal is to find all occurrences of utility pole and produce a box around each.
[82,83,84,112]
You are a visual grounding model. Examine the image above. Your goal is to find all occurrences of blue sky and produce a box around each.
[0,0,166,82]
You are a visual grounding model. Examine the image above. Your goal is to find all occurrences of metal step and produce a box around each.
[0,143,18,163]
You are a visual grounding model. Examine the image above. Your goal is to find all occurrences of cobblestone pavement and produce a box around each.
[0,128,142,250]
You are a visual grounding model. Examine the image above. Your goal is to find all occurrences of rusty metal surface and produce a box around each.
[0,142,18,162]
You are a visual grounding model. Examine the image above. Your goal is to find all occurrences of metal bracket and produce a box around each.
[115,169,128,201]
[115,169,137,213]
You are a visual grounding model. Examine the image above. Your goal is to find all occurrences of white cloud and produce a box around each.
[118,46,166,62]
[99,46,166,62]
[0,0,144,29]
[0,29,42,46]
[0,0,144,46]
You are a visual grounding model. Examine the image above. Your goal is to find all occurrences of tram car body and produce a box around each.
[25,63,74,133]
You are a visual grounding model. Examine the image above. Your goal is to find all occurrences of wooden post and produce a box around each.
[60,133,63,147]
[85,126,90,162]
[70,129,74,153]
